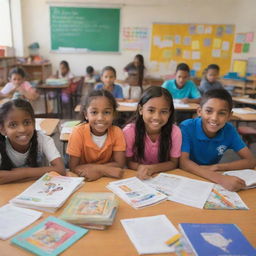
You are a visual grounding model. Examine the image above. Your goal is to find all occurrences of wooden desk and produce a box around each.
[0,169,255,256]
[75,103,199,113]
[233,97,256,106]
[36,118,59,136]
[37,84,68,118]
[232,108,256,122]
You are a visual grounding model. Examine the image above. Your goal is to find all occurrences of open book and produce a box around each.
[107,177,167,209]
[10,172,84,212]
[224,169,256,189]
[143,173,214,209]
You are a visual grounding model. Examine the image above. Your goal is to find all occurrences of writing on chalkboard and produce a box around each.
[50,7,120,52]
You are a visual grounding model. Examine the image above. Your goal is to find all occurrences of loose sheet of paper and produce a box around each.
[121,215,179,254]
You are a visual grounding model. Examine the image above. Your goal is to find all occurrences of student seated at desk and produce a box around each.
[162,63,200,104]
[95,66,124,101]
[198,64,224,95]
[84,66,100,84]
[67,89,126,181]
[0,67,39,101]
[123,54,145,101]
[123,86,181,180]
[180,89,256,191]
[0,99,65,184]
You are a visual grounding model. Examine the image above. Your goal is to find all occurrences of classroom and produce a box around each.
[0,0,256,255]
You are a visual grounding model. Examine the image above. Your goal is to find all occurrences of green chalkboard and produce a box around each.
[50,6,120,52]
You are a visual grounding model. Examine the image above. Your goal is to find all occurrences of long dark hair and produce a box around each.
[80,89,118,122]
[134,54,145,89]
[129,86,175,162]
[0,99,38,170]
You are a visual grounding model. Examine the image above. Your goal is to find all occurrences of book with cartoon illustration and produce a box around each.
[10,172,84,212]
[179,223,255,256]
[106,177,167,209]
[204,184,249,210]
[59,192,118,228]
[11,216,88,256]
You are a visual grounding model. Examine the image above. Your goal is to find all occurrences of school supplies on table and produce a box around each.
[143,173,214,209]
[60,120,80,134]
[179,223,256,256]
[45,78,68,86]
[11,216,88,256]
[232,108,256,114]
[59,192,118,230]
[0,204,42,240]
[224,169,256,189]
[204,184,249,210]
[121,215,179,254]
[118,102,138,107]
[10,172,84,212]
[106,177,167,209]
[173,99,190,108]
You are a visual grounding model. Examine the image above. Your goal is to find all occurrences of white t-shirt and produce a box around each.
[1,81,33,97]
[57,70,74,80]
[91,133,107,148]
[0,131,61,168]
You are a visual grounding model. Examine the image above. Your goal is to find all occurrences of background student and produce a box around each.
[123,54,145,101]
[180,89,256,191]
[67,89,126,181]
[84,66,100,84]
[0,99,65,184]
[95,66,124,100]
[123,86,182,180]
[162,63,200,104]
[198,64,224,95]
[0,67,39,101]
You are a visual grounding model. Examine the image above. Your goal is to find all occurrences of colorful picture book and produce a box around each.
[45,78,68,86]
[59,192,118,229]
[179,223,256,256]
[224,169,256,189]
[0,204,42,240]
[60,120,80,134]
[106,177,167,209]
[11,216,88,256]
[204,184,248,210]
[143,173,214,209]
[121,215,179,254]
[10,172,84,212]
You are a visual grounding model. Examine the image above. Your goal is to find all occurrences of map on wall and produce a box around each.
[150,23,235,76]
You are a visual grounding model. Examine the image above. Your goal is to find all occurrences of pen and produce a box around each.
[212,188,235,208]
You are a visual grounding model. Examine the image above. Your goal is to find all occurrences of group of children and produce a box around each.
[0,83,255,191]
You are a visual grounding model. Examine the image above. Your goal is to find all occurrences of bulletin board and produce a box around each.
[150,23,235,76]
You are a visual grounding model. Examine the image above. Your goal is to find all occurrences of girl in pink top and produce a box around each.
[123,86,182,180]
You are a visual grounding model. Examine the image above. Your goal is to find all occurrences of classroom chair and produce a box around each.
[238,126,256,148]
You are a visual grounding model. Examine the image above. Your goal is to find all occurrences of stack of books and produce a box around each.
[45,78,68,86]
[10,172,84,212]
[59,192,118,230]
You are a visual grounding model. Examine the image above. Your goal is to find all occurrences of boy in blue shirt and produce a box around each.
[180,89,256,191]
[162,63,200,103]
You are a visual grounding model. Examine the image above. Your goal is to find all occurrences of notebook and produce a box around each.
[11,216,88,256]
[179,223,256,256]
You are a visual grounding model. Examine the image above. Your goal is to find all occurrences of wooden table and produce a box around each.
[232,108,256,122]
[37,84,69,118]
[0,169,255,256]
[35,118,59,136]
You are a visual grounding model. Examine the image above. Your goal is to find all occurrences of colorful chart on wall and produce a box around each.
[150,23,235,76]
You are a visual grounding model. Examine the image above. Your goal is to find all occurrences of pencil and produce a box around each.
[212,188,235,208]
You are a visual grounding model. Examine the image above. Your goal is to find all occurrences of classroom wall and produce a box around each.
[19,0,255,78]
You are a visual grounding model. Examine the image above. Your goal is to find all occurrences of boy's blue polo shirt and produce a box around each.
[95,83,124,99]
[162,79,200,99]
[180,117,246,165]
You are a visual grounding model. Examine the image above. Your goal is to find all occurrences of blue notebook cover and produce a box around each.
[179,223,255,256]
[11,216,88,256]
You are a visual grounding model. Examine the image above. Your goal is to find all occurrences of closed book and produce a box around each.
[179,223,255,256]
[11,216,88,256]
